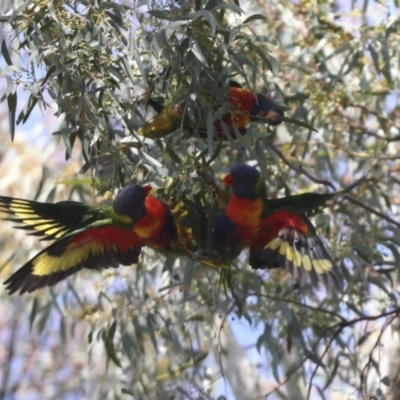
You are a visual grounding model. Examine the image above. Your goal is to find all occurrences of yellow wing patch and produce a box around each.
[286,245,294,262]
[9,203,67,239]
[294,250,302,267]
[302,254,312,271]
[264,239,333,274]
[279,241,288,256]
[32,242,106,276]
[312,259,333,273]
[266,237,282,250]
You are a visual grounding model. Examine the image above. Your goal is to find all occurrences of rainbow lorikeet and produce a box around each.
[213,165,342,289]
[212,165,266,260]
[138,82,284,139]
[0,184,177,294]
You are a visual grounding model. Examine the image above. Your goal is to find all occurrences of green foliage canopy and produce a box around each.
[0,0,400,398]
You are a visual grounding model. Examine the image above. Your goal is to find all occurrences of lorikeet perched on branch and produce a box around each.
[212,165,265,260]
[0,185,177,294]
[138,82,284,139]
[213,165,342,289]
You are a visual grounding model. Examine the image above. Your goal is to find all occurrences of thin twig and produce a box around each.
[338,106,400,143]
[345,194,400,229]
[269,144,337,189]
[306,309,400,399]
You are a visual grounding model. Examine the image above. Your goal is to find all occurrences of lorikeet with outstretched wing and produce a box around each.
[138,82,284,139]
[1,184,177,294]
[213,165,342,289]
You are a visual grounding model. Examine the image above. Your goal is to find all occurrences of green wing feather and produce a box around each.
[267,176,365,216]
[0,196,112,241]
[267,193,335,217]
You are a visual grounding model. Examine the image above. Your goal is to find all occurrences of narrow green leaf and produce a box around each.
[243,14,267,24]
[102,330,122,368]
[166,144,181,163]
[47,2,59,21]
[38,303,52,333]
[368,44,381,74]
[345,301,366,317]
[146,313,158,352]
[147,10,174,20]
[187,314,206,322]
[381,376,391,386]
[121,332,136,359]
[41,64,57,87]
[204,12,216,37]
[121,388,135,395]
[71,31,84,47]
[16,94,38,125]
[190,39,209,67]
[60,316,67,345]
[99,1,127,14]
[29,297,39,330]
[187,10,208,20]
[108,320,118,340]
[385,242,400,267]
[280,115,318,132]
[132,50,146,81]
[7,92,17,140]
[204,0,218,11]
[1,75,14,102]
[6,3,26,24]
[367,275,396,303]
[207,140,223,164]
[379,34,392,83]
[1,40,12,65]
[165,21,188,40]
[212,3,245,14]
[261,324,281,382]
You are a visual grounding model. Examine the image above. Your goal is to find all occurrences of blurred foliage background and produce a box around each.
[1,0,400,399]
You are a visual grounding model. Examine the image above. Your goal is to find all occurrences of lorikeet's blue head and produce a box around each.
[223,164,263,199]
[250,93,284,126]
[113,184,152,222]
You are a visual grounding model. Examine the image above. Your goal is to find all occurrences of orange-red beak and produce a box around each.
[222,173,234,187]
[143,185,153,196]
